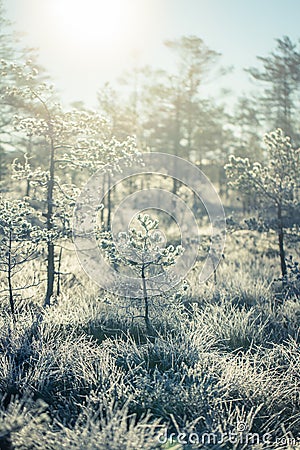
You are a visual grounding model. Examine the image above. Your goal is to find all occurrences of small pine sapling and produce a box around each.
[225,128,300,281]
[0,198,41,319]
[99,214,184,335]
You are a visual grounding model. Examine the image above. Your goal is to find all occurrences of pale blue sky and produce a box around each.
[3,0,300,107]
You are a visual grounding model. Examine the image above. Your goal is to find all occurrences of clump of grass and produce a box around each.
[194,300,270,352]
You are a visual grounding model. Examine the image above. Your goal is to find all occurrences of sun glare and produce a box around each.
[51,0,133,48]
[21,0,160,104]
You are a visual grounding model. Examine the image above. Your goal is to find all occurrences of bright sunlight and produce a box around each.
[9,0,164,105]
[49,0,151,56]
[52,0,128,46]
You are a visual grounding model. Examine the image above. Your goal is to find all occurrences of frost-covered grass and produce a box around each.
[0,237,299,449]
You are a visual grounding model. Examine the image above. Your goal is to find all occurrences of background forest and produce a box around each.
[0,1,300,449]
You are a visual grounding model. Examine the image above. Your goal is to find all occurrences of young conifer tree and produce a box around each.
[226,128,300,279]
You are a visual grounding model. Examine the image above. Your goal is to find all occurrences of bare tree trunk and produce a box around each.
[212,255,217,286]
[25,179,31,198]
[44,136,55,307]
[100,173,105,227]
[56,247,63,296]
[141,264,152,334]
[172,92,181,196]
[7,231,15,321]
[107,172,111,230]
[277,202,287,279]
